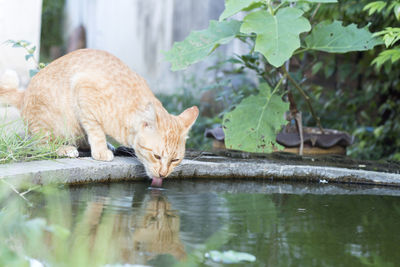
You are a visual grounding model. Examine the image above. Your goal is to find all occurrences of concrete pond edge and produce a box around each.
[1,154,400,187]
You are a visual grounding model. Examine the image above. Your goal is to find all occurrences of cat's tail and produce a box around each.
[0,70,24,110]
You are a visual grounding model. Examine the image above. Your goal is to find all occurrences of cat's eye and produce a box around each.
[154,154,161,160]
[171,158,179,163]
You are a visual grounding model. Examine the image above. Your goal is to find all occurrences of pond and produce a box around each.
[7,180,400,266]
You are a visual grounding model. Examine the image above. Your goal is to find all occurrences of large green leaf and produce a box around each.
[219,0,262,21]
[164,20,241,71]
[223,83,289,153]
[219,0,337,22]
[241,8,311,68]
[304,20,382,53]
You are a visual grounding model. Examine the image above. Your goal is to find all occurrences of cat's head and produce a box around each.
[132,103,199,186]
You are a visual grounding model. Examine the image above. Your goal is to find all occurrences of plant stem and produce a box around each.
[293,48,309,55]
[272,73,287,95]
[0,178,32,205]
[274,1,288,12]
[310,3,321,22]
[260,61,274,89]
[236,33,255,38]
[266,0,274,15]
[281,66,325,133]
[20,46,40,69]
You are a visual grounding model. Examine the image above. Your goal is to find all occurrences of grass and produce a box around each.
[0,118,67,164]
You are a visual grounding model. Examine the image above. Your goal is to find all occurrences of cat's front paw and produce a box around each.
[91,149,114,162]
[57,145,79,158]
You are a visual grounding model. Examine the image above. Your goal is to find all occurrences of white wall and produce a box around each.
[65,0,241,94]
[0,0,42,88]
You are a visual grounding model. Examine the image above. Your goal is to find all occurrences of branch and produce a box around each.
[266,0,274,15]
[281,66,325,134]
[310,3,321,23]
[1,178,33,206]
[272,72,287,95]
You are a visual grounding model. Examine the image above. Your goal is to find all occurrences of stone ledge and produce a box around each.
[1,155,400,187]
[0,157,147,186]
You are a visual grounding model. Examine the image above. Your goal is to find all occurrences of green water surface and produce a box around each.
[24,181,400,266]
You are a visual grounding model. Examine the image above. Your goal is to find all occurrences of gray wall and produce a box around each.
[65,0,233,94]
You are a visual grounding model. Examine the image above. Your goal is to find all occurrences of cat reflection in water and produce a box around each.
[75,193,186,264]
[0,49,198,187]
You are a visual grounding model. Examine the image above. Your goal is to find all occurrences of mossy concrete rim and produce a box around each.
[0,155,400,187]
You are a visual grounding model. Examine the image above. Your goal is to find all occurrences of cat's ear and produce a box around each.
[141,102,157,129]
[179,106,199,132]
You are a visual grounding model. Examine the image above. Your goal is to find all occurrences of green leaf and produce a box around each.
[304,20,382,53]
[240,8,311,68]
[372,48,400,68]
[311,61,323,75]
[394,3,400,21]
[164,20,242,71]
[363,1,387,16]
[25,54,34,61]
[219,0,262,21]
[373,27,400,48]
[12,42,23,48]
[223,83,289,153]
[384,34,395,48]
[29,69,39,77]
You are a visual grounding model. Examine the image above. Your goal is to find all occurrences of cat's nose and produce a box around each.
[158,173,167,178]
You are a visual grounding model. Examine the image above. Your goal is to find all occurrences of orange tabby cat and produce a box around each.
[0,49,199,187]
